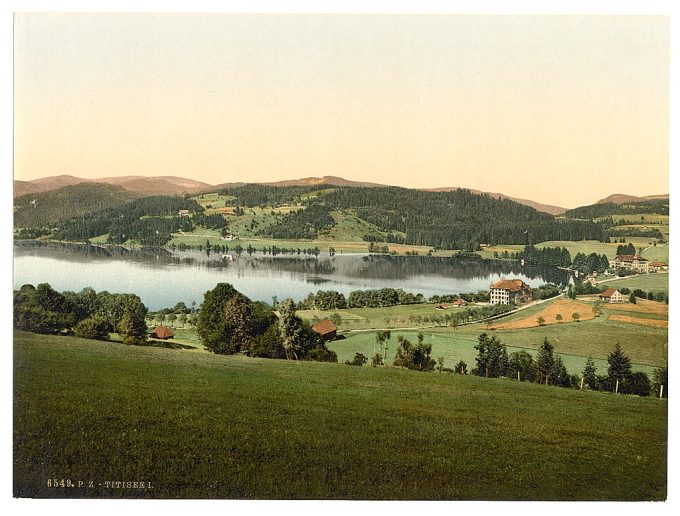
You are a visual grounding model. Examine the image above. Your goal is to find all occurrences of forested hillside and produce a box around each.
[48,196,210,246]
[566,200,669,219]
[14,183,140,227]
[316,187,604,249]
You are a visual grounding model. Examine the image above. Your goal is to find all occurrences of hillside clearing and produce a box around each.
[490,299,597,329]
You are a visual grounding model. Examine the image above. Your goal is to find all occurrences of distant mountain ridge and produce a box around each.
[14,173,667,216]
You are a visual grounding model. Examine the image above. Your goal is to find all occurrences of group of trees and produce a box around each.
[571,252,610,275]
[514,245,572,267]
[616,243,637,256]
[259,204,335,240]
[14,283,148,345]
[468,333,666,397]
[196,283,337,362]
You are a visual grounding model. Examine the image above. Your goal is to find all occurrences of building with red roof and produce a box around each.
[599,288,624,303]
[311,319,338,340]
[151,325,175,339]
[489,278,533,305]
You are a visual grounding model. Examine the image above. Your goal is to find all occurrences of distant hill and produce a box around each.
[424,187,566,215]
[595,193,669,205]
[13,180,42,198]
[25,174,664,216]
[13,183,141,228]
[264,175,386,188]
[14,175,213,197]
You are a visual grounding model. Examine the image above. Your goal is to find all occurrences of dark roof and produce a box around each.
[616,254,647,262]
[490,279,531,291]
[152,325,175,338]
[312,319,337,336]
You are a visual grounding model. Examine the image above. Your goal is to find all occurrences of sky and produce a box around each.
[13,13,669,208]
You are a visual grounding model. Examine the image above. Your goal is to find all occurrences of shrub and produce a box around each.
[74,316,111,341]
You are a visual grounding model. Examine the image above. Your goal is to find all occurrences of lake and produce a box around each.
[13,242,570,311]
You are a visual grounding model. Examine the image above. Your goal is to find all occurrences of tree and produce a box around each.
[508,350,537,382]
[652,367,668,398]
[582,357,598,390]
[197,283,239,352]
[550,355,571,387]
[536,338,555,385]
[393,334,436,371]
[555,314,563,323]
[278,298,305,360]
[177,313,187,327]
[454,360,468,374]
[436,356,445,373]
[346,353,368,366]
[375,330,391,361]
[167,312,178,327]
[74,315,110,341]
[622,371,651,397]
[629,293,637,304]
[119,301,147,338]
[536,316,546,327]
[607,342,632,391]
[571,312,580,323]
[472,333,508,378]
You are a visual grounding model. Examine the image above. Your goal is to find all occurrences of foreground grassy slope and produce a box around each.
[14,332,666,500]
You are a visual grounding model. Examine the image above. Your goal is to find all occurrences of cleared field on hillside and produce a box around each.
[490,299,597,329]
[14,332,666,500]
[603,273,669,296]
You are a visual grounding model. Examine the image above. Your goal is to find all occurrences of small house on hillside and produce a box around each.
[312,319,338,341]
[178,209,190,218]
[451,299,468,307]
[599,288,624,303]
[151,325,175,339]
[489,279,533,305]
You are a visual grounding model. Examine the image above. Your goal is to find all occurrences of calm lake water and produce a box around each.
[13,242,570,311]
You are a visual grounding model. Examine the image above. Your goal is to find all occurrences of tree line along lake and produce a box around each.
[13,241,570,311]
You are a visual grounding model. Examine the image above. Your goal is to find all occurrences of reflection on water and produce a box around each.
[14,241,570,311]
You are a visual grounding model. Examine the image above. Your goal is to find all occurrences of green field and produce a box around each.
[603,273,669,296]
[14,331,667,500]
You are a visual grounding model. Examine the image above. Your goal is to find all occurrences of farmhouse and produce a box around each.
[311,319,338,341]
[489,279,533,305]
[584,274,598,286]
[178,209,190,218]
[611,254,649,273]
[151,325,175,339]
[649,261,668,272]
[450,298,468,307]
[599,288,624,303]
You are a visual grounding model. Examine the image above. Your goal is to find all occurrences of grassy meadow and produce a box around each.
[14,331,667,500]
[603,273,669,296]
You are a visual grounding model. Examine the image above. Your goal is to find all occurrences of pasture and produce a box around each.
[14,331,666,500]
[603,273,669,296]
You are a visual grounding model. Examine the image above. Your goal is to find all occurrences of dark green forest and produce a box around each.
[565,200,669,219]
[14,183,140,227]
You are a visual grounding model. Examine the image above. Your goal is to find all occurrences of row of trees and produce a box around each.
[14,284,148,345]
[470,333,665,397]
[514,245,572,267]
[571,252,610,275]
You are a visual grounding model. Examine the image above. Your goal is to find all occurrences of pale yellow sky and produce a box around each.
[13,14,668,207]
